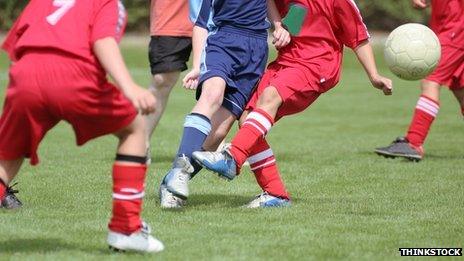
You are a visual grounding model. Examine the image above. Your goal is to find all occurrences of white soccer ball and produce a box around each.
[384,23,441,81]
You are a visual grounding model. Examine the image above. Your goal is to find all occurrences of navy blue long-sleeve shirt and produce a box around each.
[190,0,270,32]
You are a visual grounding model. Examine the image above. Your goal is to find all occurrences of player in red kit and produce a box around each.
[192,0,392,207]
[375,0,464,161]
[0,0,164,253]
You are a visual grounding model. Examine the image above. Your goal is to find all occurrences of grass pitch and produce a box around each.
[0,40,462,260]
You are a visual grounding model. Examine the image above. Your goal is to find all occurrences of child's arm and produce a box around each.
[354,41,393,95]
[182,0,211,89]
[267,0,290,49]
[411,0,429,9]
[183,25,208,89]
[93,37,156,114]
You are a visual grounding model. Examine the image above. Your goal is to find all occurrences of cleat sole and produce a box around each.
[374,149,422,162]
[165,187,188,200]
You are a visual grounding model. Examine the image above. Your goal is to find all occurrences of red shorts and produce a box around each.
[0,52,137,165]
[426,45,464,90]
[246,63,321,120]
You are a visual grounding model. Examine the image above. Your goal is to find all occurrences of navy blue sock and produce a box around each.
[175,113,211,170]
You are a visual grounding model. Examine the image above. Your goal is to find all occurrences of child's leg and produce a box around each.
[189,106,236,179]
[0,159,24,201]
[110,114,149,235]
[145,72,181,143]
[175,77,226,165]
[406,80,441,148]
[249,137,289,199]
[230,86,282,168]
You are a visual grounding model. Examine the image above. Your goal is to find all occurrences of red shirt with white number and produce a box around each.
[274,0,370,91]
[2,0,127,64]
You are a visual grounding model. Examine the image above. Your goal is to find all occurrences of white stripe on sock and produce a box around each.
[121,188,140,193]
[250,159,276,171]
[247,112,272,132]
[419,97,439,109]
[417,100,439,116]
[248,148,274,164]
[113,191,145,200]
[243,121,266,135]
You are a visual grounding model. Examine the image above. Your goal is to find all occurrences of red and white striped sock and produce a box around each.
[108,164,146,235]
[248,137,290,199]
[406,95,439,148]
[230,109,274,167]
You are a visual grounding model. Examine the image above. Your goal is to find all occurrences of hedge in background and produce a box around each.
[0,0,429,32]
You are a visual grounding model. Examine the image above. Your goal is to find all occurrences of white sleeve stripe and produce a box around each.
[346,0,370,37]
[116,1,126,34]
[248,148,274,164]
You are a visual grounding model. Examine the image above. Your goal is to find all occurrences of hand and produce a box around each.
[123,84,157,115]
[411,0,428,9]
[370,74,393,96]
[183,68,200,90]
[272,23,291,49]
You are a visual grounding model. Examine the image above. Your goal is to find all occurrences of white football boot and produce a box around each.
[107,222,164,253]
[159,181,186,208]
[164,155,194,199]
[244,192,291,208]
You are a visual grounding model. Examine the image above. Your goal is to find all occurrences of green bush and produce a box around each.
[0,0,430,33]
[357,0,429,31]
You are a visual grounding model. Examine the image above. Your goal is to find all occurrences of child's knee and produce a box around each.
[115,115,146,139]
[152,72,179,90]
[257,87,282,109]
[199,79,226,107]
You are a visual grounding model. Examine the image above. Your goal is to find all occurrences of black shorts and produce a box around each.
[148,36,192,75]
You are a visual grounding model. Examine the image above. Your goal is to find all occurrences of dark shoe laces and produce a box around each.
[393,136,408,144]
[6,182,19,194]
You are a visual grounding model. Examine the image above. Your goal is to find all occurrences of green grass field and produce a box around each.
[0,40,462,260]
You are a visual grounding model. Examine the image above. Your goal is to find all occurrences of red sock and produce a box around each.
[230,109,274,167]
[461,106,464,117]
[108,164,146,235]
[0,179,6,201]
[406,95,439,147]
[248,137,290,199]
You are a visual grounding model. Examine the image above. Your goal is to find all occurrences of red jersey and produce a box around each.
[2,0,127,65]
[430,0,464,48]
[274,0,369,92]
[150,0,192,37]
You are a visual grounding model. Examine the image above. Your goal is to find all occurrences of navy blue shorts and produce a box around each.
[197,26,268,117]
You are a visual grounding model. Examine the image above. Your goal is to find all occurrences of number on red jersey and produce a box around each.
[46,0,76,25]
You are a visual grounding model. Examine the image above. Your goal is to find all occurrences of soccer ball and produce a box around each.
[384,23,441,81]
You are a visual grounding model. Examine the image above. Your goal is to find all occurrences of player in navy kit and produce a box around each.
[159,0,291,208]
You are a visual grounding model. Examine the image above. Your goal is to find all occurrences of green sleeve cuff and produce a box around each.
[282,4,308,36]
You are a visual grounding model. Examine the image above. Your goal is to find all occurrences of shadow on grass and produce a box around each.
[186,193,299,208]
[188,193,255,208]
[0,238,152,257]
[0,238,81,254]
[360,150,464,161]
